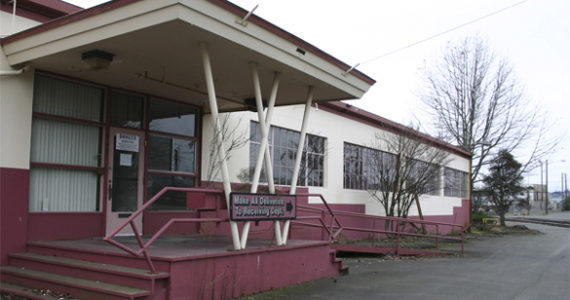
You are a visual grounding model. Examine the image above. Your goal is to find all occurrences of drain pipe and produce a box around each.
[0,66,29,76]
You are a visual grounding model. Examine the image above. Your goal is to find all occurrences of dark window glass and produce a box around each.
[148,174,195,210]
[110,91,144,128]
[149,134,195,173]
[149,98,196,136]
[343,143,396,191]
[444,168,468,198]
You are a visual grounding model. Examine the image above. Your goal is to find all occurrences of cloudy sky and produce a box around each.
[65,0,569,191]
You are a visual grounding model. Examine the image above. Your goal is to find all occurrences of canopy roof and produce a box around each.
[2,0,375,112]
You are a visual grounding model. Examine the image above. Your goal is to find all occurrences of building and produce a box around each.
[1,1,470,298]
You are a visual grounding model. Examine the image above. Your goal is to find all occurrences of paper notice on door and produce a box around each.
[120,153,133,167]
[116,133,139,152]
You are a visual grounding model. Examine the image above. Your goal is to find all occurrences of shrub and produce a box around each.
[472,210,491,224]
[563,196,570,211]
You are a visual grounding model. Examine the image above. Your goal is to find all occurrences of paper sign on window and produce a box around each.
[119,153,133,167]
[116,133,139,152]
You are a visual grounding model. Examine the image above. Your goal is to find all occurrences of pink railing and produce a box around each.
[293,194,465,255]
[105,189,464,273]
[104,187,226,273]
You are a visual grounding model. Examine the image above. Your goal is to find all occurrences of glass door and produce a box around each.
[106,128,145,235]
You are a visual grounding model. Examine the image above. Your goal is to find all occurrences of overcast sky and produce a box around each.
[65,0,569,191]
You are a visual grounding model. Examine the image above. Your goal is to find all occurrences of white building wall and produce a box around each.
[0,52,35,170]
[0,11,42,170]
[202,104,470,217]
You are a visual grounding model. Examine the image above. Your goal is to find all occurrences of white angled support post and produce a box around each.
[282,86,314,245]
[241,63,282,249]
[200,43,241,250]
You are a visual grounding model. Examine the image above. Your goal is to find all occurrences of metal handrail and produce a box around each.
[104,187,225,273]
[294,193,344,240]
[293,197,465,255]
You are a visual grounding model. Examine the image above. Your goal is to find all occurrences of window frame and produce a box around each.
[250,121,325,187]
[29,73,106,212]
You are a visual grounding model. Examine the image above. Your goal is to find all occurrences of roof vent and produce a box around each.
[296,48,306,55]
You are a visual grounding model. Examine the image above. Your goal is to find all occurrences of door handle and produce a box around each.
[108,180,112,200]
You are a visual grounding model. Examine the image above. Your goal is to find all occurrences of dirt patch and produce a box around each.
[469,224,542,237]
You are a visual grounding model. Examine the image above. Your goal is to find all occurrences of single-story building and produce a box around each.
[1,1,470,299]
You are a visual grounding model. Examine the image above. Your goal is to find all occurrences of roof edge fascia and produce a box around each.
[320,101,472,159]
[1,0,375,87]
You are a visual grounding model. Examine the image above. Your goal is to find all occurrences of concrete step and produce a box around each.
[0,281,62,300]
[9,252,168,291]
[1,266,150,300]
[25,241,170,271]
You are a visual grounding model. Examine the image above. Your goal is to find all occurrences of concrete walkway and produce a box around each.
[237,217,570,300]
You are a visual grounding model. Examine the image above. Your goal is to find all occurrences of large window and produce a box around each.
[29,74,104,212]
[343,143,396,190]
[444,167,469,198]
[409,159,441,196]
[250,121,325,187]
[147,98,198,210]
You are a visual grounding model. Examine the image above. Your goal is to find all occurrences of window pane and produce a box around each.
[148,135,172,170]
[33,74,103,122]
[148,174,195,210]
[149,98,196,136]
[29,167,99,212]
[110,91,144,128]
[149,135,195,173]
[31,118,101,167]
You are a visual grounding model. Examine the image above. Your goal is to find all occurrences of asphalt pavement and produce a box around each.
[238,212,570,300]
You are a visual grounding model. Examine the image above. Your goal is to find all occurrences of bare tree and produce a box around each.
[367,129,450,226]
[420,36,558,191]
[205,113,248,184]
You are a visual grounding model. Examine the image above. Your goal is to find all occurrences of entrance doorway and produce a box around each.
[106,128,145,235]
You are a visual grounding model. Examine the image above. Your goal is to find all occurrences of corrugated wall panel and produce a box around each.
[29,167,98,212]
[33,75,102,121]
[31,118,100,166]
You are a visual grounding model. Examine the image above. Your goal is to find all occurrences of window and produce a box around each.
[147,98,198,210]
[110,91,144,128]
[343,143,396,190]
[409,159,441,196]
[29,74,104,212]
[444,168,469,198]
[250,121,325,187]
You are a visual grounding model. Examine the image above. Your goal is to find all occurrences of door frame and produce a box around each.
[105,127,146,236]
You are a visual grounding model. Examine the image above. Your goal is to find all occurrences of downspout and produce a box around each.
[0,66,29,76]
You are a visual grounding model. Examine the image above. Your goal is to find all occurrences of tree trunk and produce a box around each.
[499,212,506,227]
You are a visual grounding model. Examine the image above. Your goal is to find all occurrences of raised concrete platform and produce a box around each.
[2,235,344,299]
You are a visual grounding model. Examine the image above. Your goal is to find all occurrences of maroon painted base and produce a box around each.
[22,236,342,299]
[0,167,29,265]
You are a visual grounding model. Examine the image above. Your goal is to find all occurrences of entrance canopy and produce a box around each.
[1,0,375,111]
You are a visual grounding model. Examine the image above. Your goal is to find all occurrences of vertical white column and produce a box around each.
[281,86,314,245]
[200,43,241,250]
[242,64,282,248]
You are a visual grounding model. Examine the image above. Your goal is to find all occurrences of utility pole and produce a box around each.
[540,161,544,211]
[564,173,568,199]
[544,159,548,215]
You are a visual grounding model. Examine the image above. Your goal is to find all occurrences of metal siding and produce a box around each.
[29,167,98,212]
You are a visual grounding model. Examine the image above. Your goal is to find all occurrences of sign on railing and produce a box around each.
[230,193,296,221]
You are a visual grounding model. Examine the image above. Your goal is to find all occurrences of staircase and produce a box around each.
[0,244,170,300]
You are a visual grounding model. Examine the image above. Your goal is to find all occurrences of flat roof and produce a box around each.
[1,1,375,111]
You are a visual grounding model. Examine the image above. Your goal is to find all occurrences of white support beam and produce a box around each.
[281,86,314,245]
[200,43,241,250]
[241,64,282,249]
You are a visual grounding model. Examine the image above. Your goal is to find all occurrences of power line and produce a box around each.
[354,0,531,68]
